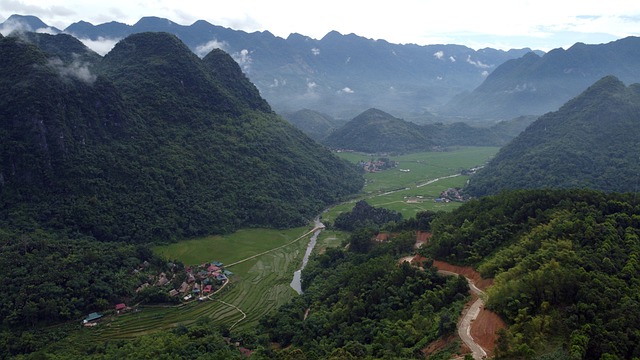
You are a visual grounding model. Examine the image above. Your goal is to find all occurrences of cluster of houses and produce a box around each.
[357,158,397,172]
[168,260,233,300]
[438,187,464,202]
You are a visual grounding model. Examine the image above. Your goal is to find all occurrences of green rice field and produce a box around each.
[323,146,499,222]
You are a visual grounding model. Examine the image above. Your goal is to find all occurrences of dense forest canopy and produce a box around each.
[258,229,469,359]
[465,76,640,197]
[425,189,640,359]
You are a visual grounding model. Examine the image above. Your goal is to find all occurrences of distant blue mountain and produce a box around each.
[0,14,540,120]
[443,36,640,119]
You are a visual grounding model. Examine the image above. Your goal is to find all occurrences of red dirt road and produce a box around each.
[432,260,506,358]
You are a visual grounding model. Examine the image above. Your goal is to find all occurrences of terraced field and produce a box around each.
[83,227,313,340]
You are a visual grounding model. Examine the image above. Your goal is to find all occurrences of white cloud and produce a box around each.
[311,47,320,55]
[433,50,444,59]
[338,87,354,94]
[306,81,317,91]
[35,26,58,34]
[481,70,489,77]
[466,55,491,69]
[449,56,456,62]
[46,57,96,83]
[195,38,229,58]
[232,49,252,72]
[77,36,119,55]
[0,17,31,35]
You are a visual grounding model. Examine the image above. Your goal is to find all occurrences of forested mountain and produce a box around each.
[2,14,541,120]
[280,108,345,142]
[426,189,640,359]
[0,31,363,243]
[443,36,640,119]
[323,108,535,153]
[465,76,640,197]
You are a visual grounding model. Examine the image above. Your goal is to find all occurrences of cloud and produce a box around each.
[76,36,119,55]
[311,47,320,55]
[481,70,489,77]
[232,49,252,72]
[46,57,96,83]
[307,81,317,91]
[195,38,229,58]
[35,27,58,34]
[338,87,354,94]
[0,14,60,35]
[466,55,491,68]
[0,17,31,35]
[449,56,456,62]
[433,50,444,59]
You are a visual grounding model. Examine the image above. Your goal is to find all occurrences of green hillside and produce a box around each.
[425,189,640,359]
[281,108,343,142]
[465,76,640,197]
[0,32,363,243]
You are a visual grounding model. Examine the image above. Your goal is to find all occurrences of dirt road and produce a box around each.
[438,270,487,360]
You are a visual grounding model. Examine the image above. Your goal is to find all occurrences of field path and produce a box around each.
[225,223,325,268]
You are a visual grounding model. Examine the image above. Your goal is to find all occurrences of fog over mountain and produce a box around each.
[1,14,542,120]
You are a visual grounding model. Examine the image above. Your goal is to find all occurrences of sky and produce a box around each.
[1,0,640,51]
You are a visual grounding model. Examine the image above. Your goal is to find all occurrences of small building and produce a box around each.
[115,303,126,312]
[211,261,223,267]
[203,284,212,293]
[169,289,179,297]
[207,264,221,272]
[83,312,103,324]
[216,274,228,282]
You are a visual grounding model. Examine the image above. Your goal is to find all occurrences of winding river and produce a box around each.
[290,218,324,294]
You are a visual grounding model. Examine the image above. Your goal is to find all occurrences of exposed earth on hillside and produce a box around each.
[432,260,506,358]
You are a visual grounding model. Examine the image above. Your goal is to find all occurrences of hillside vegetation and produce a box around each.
[426,189,640,359]
[0,32,363,243]
[465,76,640,197]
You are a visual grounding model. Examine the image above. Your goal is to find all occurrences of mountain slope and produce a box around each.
[0,32,363,242]
[443,36,640,119]
[465,76,640,196]
[323,108,432,152]
[281,109,343,142]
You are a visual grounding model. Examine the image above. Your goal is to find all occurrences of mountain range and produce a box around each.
[464,75,640,196]
[0,30,363,243]
[444,37,640,119]
[1,14,541,120]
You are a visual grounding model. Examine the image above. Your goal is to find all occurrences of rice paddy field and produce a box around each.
[323,146,500,223]
[75,147,498,341]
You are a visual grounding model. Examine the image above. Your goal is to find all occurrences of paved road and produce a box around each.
[438,270,488,360]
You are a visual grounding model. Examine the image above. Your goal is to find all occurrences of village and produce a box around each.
[82,260,233,327]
